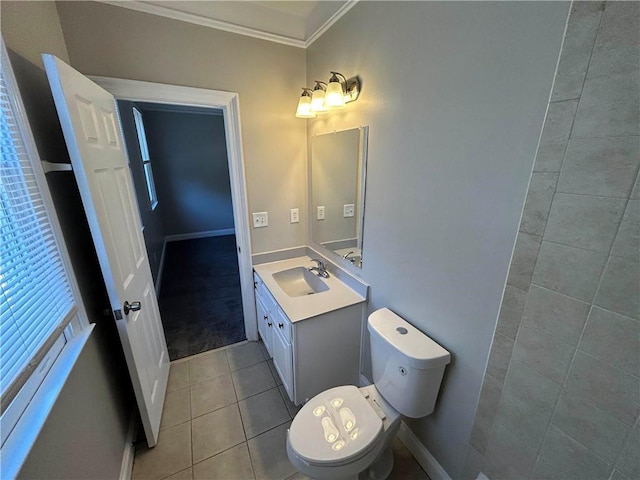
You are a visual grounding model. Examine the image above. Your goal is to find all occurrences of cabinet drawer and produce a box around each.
[274,307,291,343]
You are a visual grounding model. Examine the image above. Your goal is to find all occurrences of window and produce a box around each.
[132,107,158,210]
[0,41,88,451]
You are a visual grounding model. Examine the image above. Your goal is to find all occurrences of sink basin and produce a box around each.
[272,267,330,297]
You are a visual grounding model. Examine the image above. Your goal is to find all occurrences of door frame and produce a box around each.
[91,76,258,342]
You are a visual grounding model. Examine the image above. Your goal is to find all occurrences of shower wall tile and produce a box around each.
[521,285,590,346]
[552,392,631,464]
[506,232,541,290]
[544,193,626,253]
[550,2,604,102]
[594,256,640,319]
[564,351,640,426]
[616,423,640,479]
[532,241,607,302]
[502,360,562,416]
[557,137,640,198]
[580,307,640,376]
[485,332,514,384]
[572,70,640,138]
[587,0,640,78]
[532,426,612,480]
[519,172,558,236]
[533,143,568,173]
[469,374,503,454]
[468,3,638,478]
[496,285,526,339]
[511,324,574,385]
[611,200,640,260]
[538,100,579,146]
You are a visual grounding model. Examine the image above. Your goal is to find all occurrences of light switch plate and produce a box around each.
[252,212,268,228]
[290,208,299,223]
[317,206,325,220]
[343,204,355,217]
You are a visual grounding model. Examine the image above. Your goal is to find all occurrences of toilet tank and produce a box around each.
[367,308,450,418]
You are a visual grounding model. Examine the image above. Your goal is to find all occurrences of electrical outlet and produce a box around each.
[252,212,268,228]
[317,206,325,220]
[290,208,299,223]
[343,204,355,218]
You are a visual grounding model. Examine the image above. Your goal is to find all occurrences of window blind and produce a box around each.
[0,61,75,410]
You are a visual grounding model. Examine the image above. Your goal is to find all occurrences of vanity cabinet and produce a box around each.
[253,270,365,406]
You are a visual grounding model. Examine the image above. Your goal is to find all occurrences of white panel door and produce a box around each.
[43,55,169,447]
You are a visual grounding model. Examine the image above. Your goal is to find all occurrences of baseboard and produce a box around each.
[164,228,235,242]
[397,421,451,480]
[119,412,138,480]
[155,239,167,296]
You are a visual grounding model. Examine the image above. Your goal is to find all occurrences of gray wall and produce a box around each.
[118,101,166,282]
[466,2,640,479]
[1,1,133,478]
[306,2,570,478]
[143,108,234,237]
[55,0,308,254]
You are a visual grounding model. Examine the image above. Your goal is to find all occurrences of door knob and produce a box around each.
[124,301,141,315]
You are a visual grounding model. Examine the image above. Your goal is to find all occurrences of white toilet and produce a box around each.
[287,308,451,480]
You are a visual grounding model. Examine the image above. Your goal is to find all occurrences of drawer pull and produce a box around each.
[268,322,272,327]
[278,323,284,329]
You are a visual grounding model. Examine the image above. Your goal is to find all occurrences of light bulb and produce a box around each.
[325,81,345,108]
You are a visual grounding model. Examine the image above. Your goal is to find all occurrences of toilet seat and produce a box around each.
[288,385,384,467]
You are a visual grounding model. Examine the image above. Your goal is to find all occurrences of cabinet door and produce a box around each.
[272,317,294,402]
[255,294,273,357]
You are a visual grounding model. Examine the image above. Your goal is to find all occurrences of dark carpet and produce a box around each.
[158,235,245,360]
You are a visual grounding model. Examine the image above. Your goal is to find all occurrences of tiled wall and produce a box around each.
[464,2,639,479]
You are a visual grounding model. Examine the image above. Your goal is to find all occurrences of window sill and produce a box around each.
[0,324,95,478]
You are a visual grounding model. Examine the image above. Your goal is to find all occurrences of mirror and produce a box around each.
[310,126,368,268]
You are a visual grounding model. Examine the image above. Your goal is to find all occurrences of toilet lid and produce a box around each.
[289,385,383,466]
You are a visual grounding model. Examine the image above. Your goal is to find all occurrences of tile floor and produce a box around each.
[132,341,430,480]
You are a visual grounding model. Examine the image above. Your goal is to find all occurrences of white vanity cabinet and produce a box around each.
[253,270,365,406]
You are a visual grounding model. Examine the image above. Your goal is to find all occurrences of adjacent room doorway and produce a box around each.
[92,76,257,360]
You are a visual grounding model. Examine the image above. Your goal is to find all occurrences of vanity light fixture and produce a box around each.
[311,81,329,113]
[295,88,316,118]
[296,71,361,118]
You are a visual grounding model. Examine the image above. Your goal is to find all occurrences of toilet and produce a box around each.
[287,308,451,480]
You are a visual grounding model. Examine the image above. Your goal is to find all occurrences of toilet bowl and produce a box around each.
[287,384,400,480]
[287,308,451,480]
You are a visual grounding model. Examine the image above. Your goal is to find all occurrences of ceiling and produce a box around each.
[99,1,357,48]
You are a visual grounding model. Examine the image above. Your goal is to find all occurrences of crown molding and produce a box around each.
[305,1,359,48]
[97,1,359,49]
[98,1,306,48]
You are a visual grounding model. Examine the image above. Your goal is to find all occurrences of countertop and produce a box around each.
[253,256,366,323]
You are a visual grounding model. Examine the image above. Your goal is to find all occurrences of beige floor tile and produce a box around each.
[189,350,230,384]
[247,422,296,480]
[232,362,276,400]
[267,359,283,386]
[193,443,255,480]
[277,384,300,418]
[192,403,246,464]
[163,467,193,480]
[167,362,190,392]
[285,473,311,480]
[227,342,267,372]
[190,373,237,418]
[239,388,290,438]
[133,422,192,480]
[161,387,191,431]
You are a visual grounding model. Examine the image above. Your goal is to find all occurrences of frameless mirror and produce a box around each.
[310,126,368,268]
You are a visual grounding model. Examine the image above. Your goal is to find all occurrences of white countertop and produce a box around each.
[254,256,366,323]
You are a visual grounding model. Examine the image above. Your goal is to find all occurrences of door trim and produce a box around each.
[90,76,258,342]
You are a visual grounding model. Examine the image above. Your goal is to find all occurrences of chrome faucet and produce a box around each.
[308,259,330,278]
